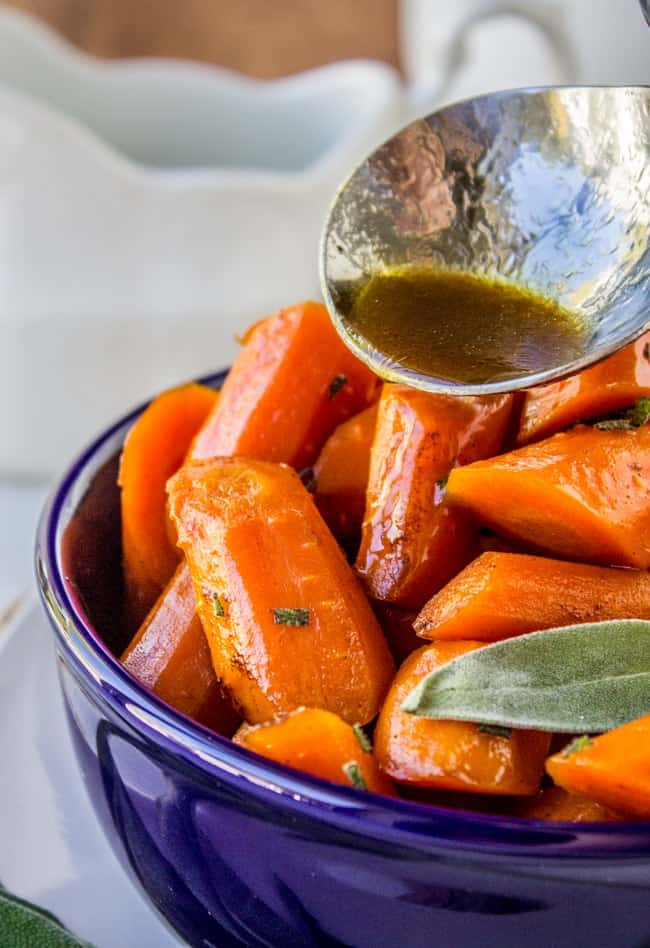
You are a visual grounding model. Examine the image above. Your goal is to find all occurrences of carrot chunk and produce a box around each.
[374,641,550,794]
[518,332,650,444]
[546,717,650,819]
[415,552,650,642]
[168,458,395,725]
[355,386,513,608]
[190,301,379,468]
[516,786,621,823]
[119,383,218,628]
[234,707,395,794]
[312,402,378,542]
[121,562,239,735]
[446,425,650,568]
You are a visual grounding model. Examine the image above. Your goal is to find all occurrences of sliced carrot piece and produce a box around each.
[356,386,513,608]
[446,425,650,568]
[119,383,218,628]
[120,303,378,720]
[312,402,378,542]
[415,552,650,642]
[168,458,395,725]
[518,332,650,444]
[374,641,550,794]
[516,786,622,823]
[190,301,379,468]
[121,562,240,735]
[234,707,395,795]
[546,718,650,819]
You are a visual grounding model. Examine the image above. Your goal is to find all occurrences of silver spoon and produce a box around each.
[320,86,650,394]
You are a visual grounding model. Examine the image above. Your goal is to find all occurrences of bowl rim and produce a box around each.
[36,369,650,862]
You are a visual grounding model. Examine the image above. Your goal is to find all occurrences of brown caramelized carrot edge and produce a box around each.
[119,383,218,631]
[121,561,240,736]
[415,551,650,642]
[517,331,650,445]
[546,716,650,819]
[374,641,550,795]
[235,707,395,795]
[446,424,650,569]
[355,385,513,608]
[167,456,395,726]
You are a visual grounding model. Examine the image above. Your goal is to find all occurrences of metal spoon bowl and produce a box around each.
[320,86,650,394]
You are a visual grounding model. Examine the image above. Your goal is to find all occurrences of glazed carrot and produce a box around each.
[312,402,378,542]
[234,708,395,795]
[374,641,550,794]
[415,552,650,642]
[356,386,513,608]
[119,383,218,628]
[168,458,395,725]
[446,425,650,568]
[190,301,379,468]
[516,786,621,823]
[546,717,650,819]
[120,304,378,717]
[518,331,650,444]
[372,602,421,664]
[121,562,240,735]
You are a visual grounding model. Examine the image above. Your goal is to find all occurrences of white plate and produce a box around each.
[0,594,183,947]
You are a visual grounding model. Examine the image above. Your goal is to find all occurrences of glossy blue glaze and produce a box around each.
[36,372,650,948]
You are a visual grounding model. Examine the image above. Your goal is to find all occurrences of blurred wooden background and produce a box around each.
[2,0,401,76]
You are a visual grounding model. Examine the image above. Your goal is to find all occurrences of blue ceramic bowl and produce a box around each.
[37,371,650,948]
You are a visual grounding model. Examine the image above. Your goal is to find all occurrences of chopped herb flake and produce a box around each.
[342,761,367,790]
[352,723,372,753]
[593,398,650,431]
[212,593,225,617]
[627,397,650,427]
[477,723,512,739]
[273,607,311,627]
[561,735,593,758]
[593,419,632,430]
[328,374,347,399]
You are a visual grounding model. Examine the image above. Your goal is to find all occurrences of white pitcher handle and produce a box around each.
[405,0,577,119]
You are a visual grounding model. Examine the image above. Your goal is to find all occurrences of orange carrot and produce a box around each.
[190,301,379,468]
[518,332,650,444]
[121,303,378,717]
[546,718,650,819]
[121,562,240,735]
[374,641,550,794]
[234,707,395,795]
[119,383,218,629]
[356,386,513,608]
[312,402,378,542]
[446,425,650,568]
[415,552,650,642]
[516,786,622,823]
[168,457,395,725]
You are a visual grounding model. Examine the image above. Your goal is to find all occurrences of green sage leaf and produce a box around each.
[402,619,650,732]
[0,886,93,947]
